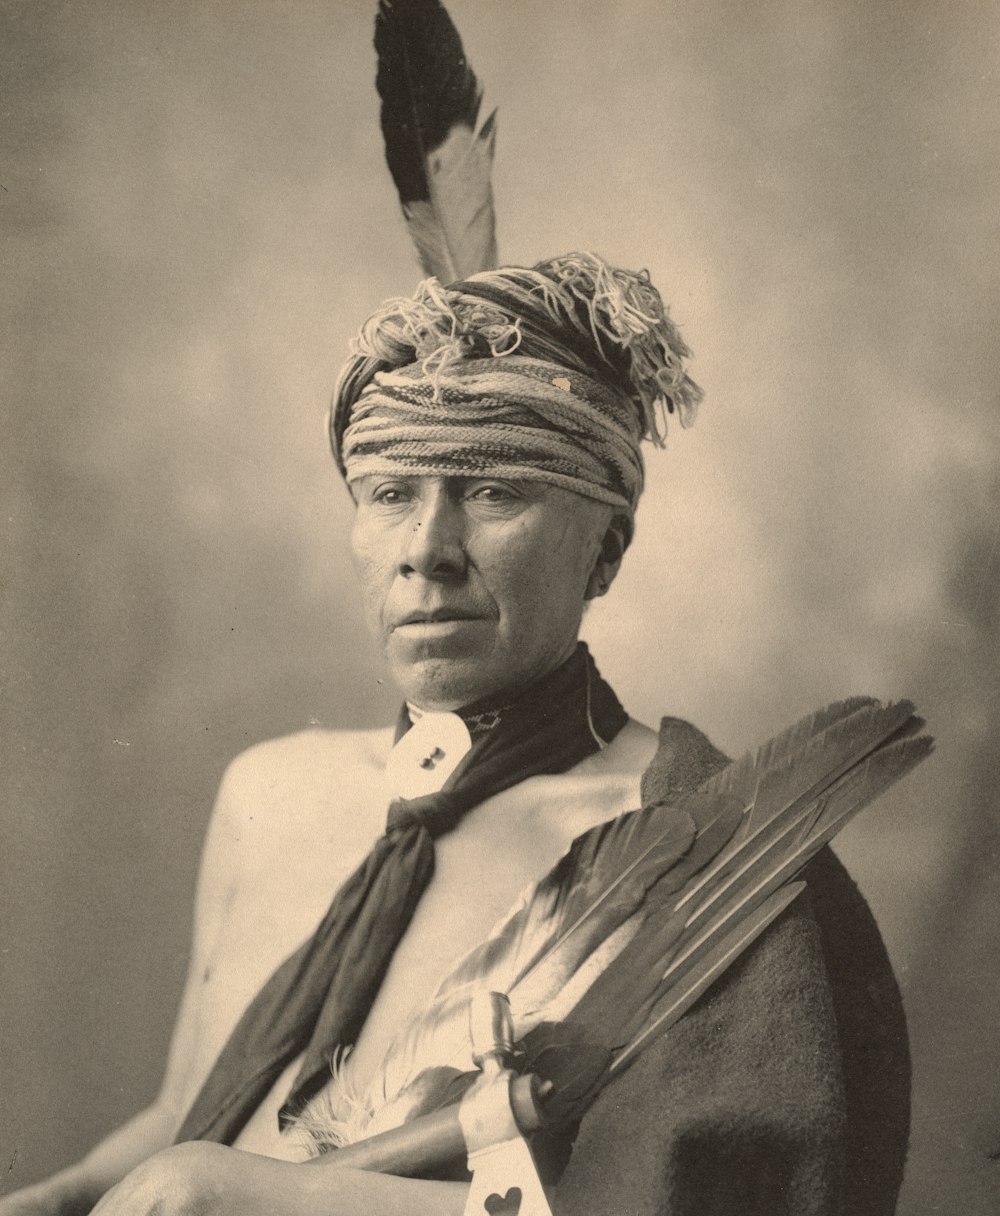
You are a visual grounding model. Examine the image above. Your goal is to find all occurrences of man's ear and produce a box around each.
[585,512,632,600]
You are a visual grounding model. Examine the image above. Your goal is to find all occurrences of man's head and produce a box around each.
[332,252,700,709]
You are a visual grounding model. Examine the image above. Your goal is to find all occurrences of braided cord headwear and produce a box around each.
[330,252,702,513]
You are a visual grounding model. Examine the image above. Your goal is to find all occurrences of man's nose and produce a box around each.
[399,493,467,580]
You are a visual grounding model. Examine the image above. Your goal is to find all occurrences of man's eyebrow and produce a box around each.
[460,476,544,493]
[356,474,416,489]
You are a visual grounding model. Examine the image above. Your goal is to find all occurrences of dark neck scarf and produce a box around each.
[173,643,627,1145]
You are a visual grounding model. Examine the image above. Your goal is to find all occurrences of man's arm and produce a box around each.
[87,1143,470,1216]
[0,762,246,1216]
[0,1107,180,1216]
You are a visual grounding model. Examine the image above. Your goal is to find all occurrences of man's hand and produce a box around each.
[87,1143,467,1216]
[88,1145,229,1216]
[0,1171,104,1216]
[0,1186,67,1216]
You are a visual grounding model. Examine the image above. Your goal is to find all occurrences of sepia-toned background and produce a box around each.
[3,1,998,1211]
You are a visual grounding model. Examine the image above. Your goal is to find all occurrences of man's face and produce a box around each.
[350,474,612,710]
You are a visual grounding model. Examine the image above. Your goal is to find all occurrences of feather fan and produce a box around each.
[298,698,931,1148]
[375,0,498,281]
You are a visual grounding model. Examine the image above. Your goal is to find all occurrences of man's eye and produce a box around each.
[468,484,516,503]
[372,486,410,505]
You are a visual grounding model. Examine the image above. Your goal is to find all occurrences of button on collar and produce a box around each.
[384,712,472,799]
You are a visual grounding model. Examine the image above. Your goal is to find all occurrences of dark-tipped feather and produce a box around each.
[436,801,699,1002]
[375,0,497,280]
[296,699,932,1153]
[506,703,928,1114]
[681,700,917,913]
[376,0,478,203]
[365,792,744,1111]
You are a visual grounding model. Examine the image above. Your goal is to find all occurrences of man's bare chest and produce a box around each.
[186,725,655,1156]
[339,790,587,1095]
[227,769,645,1159]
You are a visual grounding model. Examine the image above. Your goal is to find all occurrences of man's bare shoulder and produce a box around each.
[601,717,660,772]
[225,724,393,793]
[211,725,395,853]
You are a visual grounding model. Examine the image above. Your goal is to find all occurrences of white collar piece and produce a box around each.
[383,711,473,800]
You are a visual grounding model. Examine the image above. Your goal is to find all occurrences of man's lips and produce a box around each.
[393,609,486,628]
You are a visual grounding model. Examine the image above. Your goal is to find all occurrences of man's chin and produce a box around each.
[389,654,504,713]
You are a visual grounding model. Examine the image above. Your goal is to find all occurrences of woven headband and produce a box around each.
[342,356,644,509]
[330,252,702,511]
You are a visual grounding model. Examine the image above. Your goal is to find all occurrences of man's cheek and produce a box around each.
[354,570,391,639]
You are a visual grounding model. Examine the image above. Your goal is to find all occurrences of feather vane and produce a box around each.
[681,699,918,913]
[296,698,932,1150]
[372,792,745,1105]
[609,734,932,1078]
[375,0,498,281]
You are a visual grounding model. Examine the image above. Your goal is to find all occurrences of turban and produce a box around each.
[330,252,702,514]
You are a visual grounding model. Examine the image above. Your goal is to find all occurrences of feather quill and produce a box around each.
[371,791,745,1113]
[608,734,932,1078]
[297,697,932,1149]
[375,0,498,281]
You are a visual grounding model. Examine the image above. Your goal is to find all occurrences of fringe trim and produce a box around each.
[289,1047,377,1157]
[341,251,702,442]
[535,253,703,442]
[353,278,523,400]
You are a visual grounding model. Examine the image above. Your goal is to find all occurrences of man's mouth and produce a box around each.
[395,609,483,627]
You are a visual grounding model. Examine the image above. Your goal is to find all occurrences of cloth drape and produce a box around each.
[173,643,627,1145]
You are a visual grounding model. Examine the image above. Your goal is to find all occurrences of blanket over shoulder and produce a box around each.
[544,717,910,1216]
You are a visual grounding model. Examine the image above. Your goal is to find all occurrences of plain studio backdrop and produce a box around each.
[2,2,998,1211]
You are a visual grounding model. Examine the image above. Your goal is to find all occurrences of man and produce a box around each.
[2,253,909,1215]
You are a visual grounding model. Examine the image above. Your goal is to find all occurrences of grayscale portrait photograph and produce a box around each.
[3,2,997,1214]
